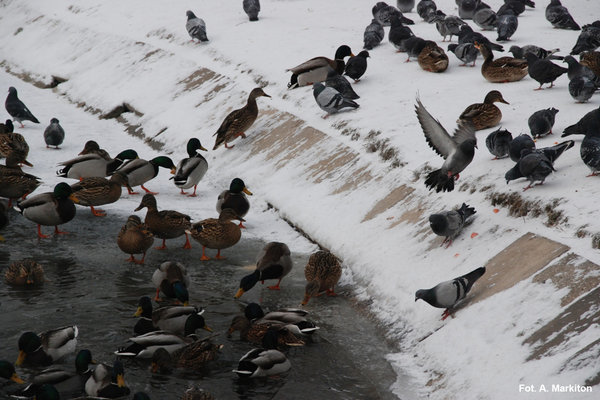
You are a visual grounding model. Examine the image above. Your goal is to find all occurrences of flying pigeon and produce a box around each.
[344,51,369,82]
[562,106,600,136]
[43,118,65,149]
[485,128,513,159]
[568,76,596,103]
[508,134,535,162]
[570,23,600,55]
[185,10,208,42]
[496,9,518,41]
[5,87,39,128]
[389,15,415,52]
[312,83,359,118]
[363,19,385,50]
[525,53,568,90]
[528,108,559,138]
[545,0,580,30]
[325,68,359,100]
[429,203,476,248]
[508,45,562,60]
[415,266,486,320]
[448,43,478,66]
[415,97,477,192]
[473,8,497,31]
[243,0,260,22]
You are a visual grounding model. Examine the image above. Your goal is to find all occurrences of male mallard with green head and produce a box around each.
[152,261,191,304]
[173,138,208,197]
[217,177,252,228]
[287,45,354,88]
[16,326,79,367]
[235,242,293,298]
[116,156,176,195]
[57,144,138,180]
[135,194,192,249]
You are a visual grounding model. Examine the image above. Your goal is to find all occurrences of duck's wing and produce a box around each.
[286,56,331,74]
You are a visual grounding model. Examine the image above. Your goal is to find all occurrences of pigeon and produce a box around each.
[508,45,562,60]
[562,106,600,136]
[415,97,477,193]
[243,0,260,21]
[415,266,486,320]
[429,203,476,248]
[458,25,503,52]
[433,15,467,42]
[363,19,385,50]
[43,118,65,149]
[325,68,359,100]
[545,0,580,30]
[373,2,414,26]
[185,11,208,42]
[509,0,535,8]
[485,128,513,159]
[5,87,39,128]
[389,15,414,52]
[0,119,14,133]
[528,108,559,138]
[524,53,568,90]
[344,51,369,82]
[448,43,479,66]
[571,23,600,55]
[405,36,428,62]
[496,9,518,41]
[457,0,479,20]
[563,56,600,87]
[497,1,525,16]
[561,122,600,176]
[473,8,497,31]
[509,134,536,162]
[417,0,437,21]
[312,83,359,118]
[568,76,596,103]
[397,0,415,13]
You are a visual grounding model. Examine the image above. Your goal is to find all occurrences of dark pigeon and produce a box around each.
[525,53,568,89]
[508,45,562,60]
[498,1,525,16]
[458,25,504,52]
[429,203,476,248]
[568,76,596,103]
[344,51,369,82]
[312,83,359,117]
[325,68,359,100]
[415,97,477,193]
[545,0,580,30]
[528,108,559,138]
[43,118,65,149]
[363,19,385,50]
[561,121,600,176]
[433,15,467,42]
[185,11,208,42]
[508,134,535,162]
[405,36,428,62]
[373,2,414,26]
[563,56,600,87]
[571,23,600,55]
[243,0,260,21]
[415,266,486,320]
[397,0,415,13]
[389,15,414,52]
[448,43,479,66]
[457,0,479,20]
[473,8,497,31]
[496,9,518,41]
[509,0,535,8]
[562,106,600,136]
[417,0,437,21]
[5,86,39,128]
[485,128,513,159]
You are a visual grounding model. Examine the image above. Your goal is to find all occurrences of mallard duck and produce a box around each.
[5,258,45,286]
[85,360,130,398]
[227,314,305,347]
[17,182,79,239]
[134,296,211,336]
[70,172,131,216]
[216,177,252,227]
[243,303,319,336]
[173,138,208,197]
[0,359,24,383]
[182,387,215,400]
[16,326,79,367]
[458,90,509,131]
[57,145,138,180]
[117,215,154,264]
[0,152,41,203]
[418,41,449,73]
[152,261,191,304]
[44,118,65,149]
[232,330,291,378]
[475,42,528,83]
[151,339,222,373]
[580,51,600,76]
[302,250,342,305]
[114,331,194,358]
[0,131,29,161]
[115,156,176,194]
[235,242,293,298]
[212,88,271,150]
[287,45,354,89]
[0,119,14,133]
[187,208,243,261]
[135,194,192,249]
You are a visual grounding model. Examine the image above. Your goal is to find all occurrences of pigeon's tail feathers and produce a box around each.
[458,203,476,219]
[542,140,575,163]
[460,267,486,292]
[424,169,454,192]
[561,123,583,137]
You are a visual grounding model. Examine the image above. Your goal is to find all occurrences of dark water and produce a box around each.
[0,207,401,400]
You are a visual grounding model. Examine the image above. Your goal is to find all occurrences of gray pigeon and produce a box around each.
[571,23,600,55]
[509,0,535,8]
[568,76,596,103]
[243,0,260,22]
[344,51,369,82]
[44,118,65,149]
[185,11,208,42]
[508,45,562,60]
[473,8,497,30]
[545,0,580,30]
[433,15,467,42]
[563,56,600,87]
[457,0,479,20]
[415,97,477,193]
[458,25,504,52]
[397,0,415,13]
[505,141,574,189]
[373,2,414,26]
[415,266,486,320]
[562,106,600,136]
[417,0,437,21]
[405,36,428,62]
[508,134,535,162]
[325,68,359,100]
[448,43,478,66]
[528,108,559,138]
[312,83,359,118]
[5,86,39,128]
[485,127,513,159]
[389,14,414,51]
[524,53,568,89]
[496,9,518,41]
[429,203,476,248]
[561,121,600,176]
[363,19,385,50]
[498,1,525,16]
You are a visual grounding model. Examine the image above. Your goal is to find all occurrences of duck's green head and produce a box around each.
[75,349,94,373]
[112,360,126,387]
[244,302,265,320]
[184,314,212,336]
[173,281,189,305]
[151,156,176,174]
[229,178,253,195]
[0,360,24,383]
[261,329,280,350]
[235,272,261,298]
[133,392,151,400]
[187,138,207,156]
[17,331,41,365]
[115,149,138,161]
[134,296,153,318]
[151,348,172,375]
[54,182,79,204]
[35,384,60,400]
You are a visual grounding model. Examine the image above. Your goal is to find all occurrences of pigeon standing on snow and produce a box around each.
[415,97,477,193]
[525,53,568,90]
[373,2,414,26]
[363,19,385,50]
[563,56,600,87]
[405,36,428,62]
[417,0,437,22]
[485,128,513,159]
[458,25,504,52]
[496,9,518,41]
[497,1,525,16]
[429,203,476,248]
[44,118,65,149]
[562,119,600,176]
[457,0,479,20]
[312,83,359,118]
[433,15,467,42]
[508,45,562,60]
[5,86,39,128]
[243,0,260,22]
[325,68,359,100]
[397,0,415,13]
[528,108,559,138]
[344,51,369,82]
[389,15,414,52]
[545,0,580,30]
[508,134,536,162]
[447,43,479,66]
[415,266,486,320]
[185,11,208,42]
[473,8,497,31]
[570,23,600,55]
[568,76,596,103]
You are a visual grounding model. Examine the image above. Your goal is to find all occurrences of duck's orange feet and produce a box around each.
[135,252,147,265]
[187,185,198,197]
[127,187,139,195]
[54,226,69,235]
[182,233,192,249]
[90,206,106,217]
[238,221,247,229]
[237,132,247,139]
[37,225,50,239]
[141,185,158,195]
[155,239,167,250]
[154,288,161,302]
[441,309,452,320]
[126,255,136,263]
[267,280,282,290]
[326,288,337,296]
[224,142,235,149]
[214,249,226,260]
[180,189,187,195]
[200,246,210,261]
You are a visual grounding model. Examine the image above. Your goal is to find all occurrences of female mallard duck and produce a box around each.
[85,360,130,398]
[418,41,449,73]
[243,303,319,336]
[173,138,208,197]
[116,156,176,194]
[152,261,191,304]
[134,296,211,336]
[70,172,131,216]
[580,51,600,76]
[235,242,293,298]
[117,215,154,264]
[187,208,243,261]
[212,88,271,150]
[57,145,138,180]
[114,331,194,358]
[135,194,192,249]
[458,90,509,130]
[217,177,252,227]
[182,387,215,400]
[0,152,41,204]
[16,326,79,367]
[5,258,45,286]
[0,131,29,161]
[0,119,14,133]
[151,339,222,373]
[0,359,24,383]
[232,330,291,378]
[227,314,305,347]
[287,45,354,88]
[475,42,528,83]
[16,182,79,239]
[302,250,342,305]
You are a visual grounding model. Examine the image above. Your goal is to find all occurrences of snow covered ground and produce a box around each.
[1,0,600,398]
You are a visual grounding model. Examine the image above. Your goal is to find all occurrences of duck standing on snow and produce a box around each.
[134,194,192,249]
[0,152,41,204]
[44,118,65,149]
[172,138,208,197]
[312,83,359,118]
[243,0,260,21]
[16,326,79,367]
[458,90,509,131]
[185,11,208,42]
[344,50,369,82]
[287,45,354,89]
[302,250,342,305]
[216,177,252,225]
[213,88,270,150]
[5,86,39,128]
[0,130,29,161]
[429,203,476,248]
[116,156,176,195]
[187,208,243,261]
[418,41,449,73]
[117,215,154,264]
[235,242,293,298]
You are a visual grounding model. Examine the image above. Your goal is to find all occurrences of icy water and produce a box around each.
[0,208,403,399]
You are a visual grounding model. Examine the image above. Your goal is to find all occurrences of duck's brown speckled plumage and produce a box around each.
[0,152,41,200]
[227,315,305,347]
[117,215,154,264]
[458,90,509,130]
[580,51,600,77]
[187,208,242,260]
[418,41,449,73]
[5,258,44,286]
[70,172,130,216]
[0,131,29,161]
[302,250,342,305]
[182,387,215,400]
[475,42,528,83]
[135,194,192,249]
